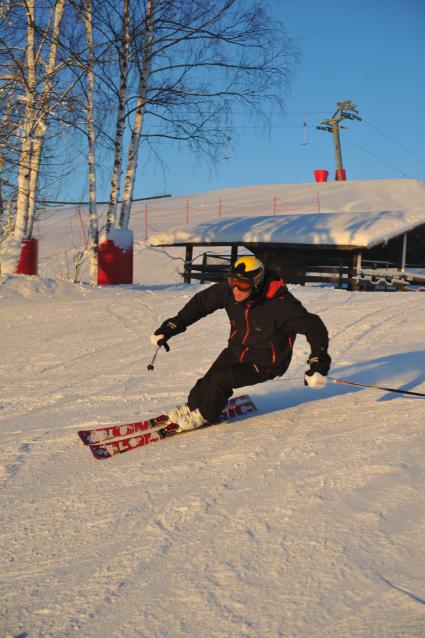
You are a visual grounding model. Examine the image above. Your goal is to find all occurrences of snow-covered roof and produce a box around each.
[149,210,425,250]
[149,179,425,249]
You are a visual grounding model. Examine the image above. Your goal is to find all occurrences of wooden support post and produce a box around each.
[349,252,361,290]
[183,244,193,284]
[200,252,207,285]
[338,258,343,289]
[398,233,407,272]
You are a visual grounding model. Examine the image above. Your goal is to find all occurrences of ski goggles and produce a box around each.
[227,277,253,291]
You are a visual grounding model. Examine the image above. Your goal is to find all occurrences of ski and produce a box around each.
[78,394,254,446]
[89,422,179,460]
[86,395,256,460]
[78,414,170,446]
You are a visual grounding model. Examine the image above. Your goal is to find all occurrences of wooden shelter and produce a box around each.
[149,181,425,291]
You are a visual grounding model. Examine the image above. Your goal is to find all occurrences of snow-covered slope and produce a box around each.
[1,182,425,637]
[28,178,425,283]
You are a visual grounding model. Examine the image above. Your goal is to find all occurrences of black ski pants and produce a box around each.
[187,347,275,423]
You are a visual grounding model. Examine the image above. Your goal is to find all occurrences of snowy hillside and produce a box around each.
[24,177,425,283]
[1,181,425,637]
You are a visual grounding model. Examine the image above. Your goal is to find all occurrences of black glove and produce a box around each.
[304,353,331,386]
[152,329,170,351]
[152,318,184,351]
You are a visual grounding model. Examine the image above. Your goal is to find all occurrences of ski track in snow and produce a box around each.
[1,267,425,636]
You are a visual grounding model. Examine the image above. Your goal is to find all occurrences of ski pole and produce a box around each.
[329,376,425,398]
[147,341,170,371]
[147,346,160,371]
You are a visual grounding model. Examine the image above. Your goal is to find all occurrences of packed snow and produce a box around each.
[1,180,425,638]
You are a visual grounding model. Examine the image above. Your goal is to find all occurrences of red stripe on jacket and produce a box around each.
[266,279,285,299]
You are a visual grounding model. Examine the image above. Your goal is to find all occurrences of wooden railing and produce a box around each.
[181,248,425,291]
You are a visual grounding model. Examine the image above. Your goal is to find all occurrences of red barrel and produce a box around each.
[335,168,347,181]
[16,239,38,275]
[314,169,329,182]
[98,232,133,285]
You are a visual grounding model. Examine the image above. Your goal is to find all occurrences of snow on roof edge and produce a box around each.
[149,209,425,250]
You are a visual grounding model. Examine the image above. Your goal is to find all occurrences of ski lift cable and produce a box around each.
[363,118,425,165]
[342,133,411,178]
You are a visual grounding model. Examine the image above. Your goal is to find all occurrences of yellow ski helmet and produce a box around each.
[229,256,265,290]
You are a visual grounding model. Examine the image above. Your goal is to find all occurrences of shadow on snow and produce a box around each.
[255,350,425,416]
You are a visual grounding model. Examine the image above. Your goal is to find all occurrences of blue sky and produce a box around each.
[70,0,425,201]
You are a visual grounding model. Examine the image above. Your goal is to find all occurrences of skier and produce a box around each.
[151,256,331,431]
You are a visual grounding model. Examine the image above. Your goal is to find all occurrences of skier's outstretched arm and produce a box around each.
[151,282,227,349]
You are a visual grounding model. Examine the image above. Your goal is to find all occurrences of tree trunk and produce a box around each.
[83,0,99,284]
[14,0,36,242]
[27,0,65,240]
[105,0,130,235]
[118,0,154,230]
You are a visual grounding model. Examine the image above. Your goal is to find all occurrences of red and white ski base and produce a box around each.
[78,414,170,446]
[83,395,256,461]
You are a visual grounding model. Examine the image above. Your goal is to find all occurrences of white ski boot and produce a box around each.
[175,408,207,432]
[168,404,191,423]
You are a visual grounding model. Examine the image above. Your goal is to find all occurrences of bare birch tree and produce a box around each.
[105,0,130,234]
[82,0,99,284]
[117,0,154,230]
[1,1,83,233]
[13,1,66,242]
[26,0,65,240]
[69,0,296,235]
[111,0,298,231]
[13,0,37,242]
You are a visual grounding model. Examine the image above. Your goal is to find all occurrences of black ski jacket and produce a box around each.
[161,275,330,376]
